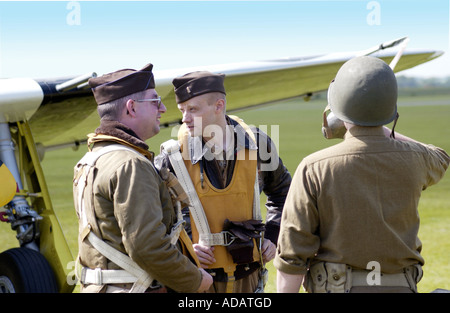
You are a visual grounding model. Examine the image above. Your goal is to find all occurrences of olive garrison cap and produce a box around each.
[89,63,155,105]
[172,71,226,103]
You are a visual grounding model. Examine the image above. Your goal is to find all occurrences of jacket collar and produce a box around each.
[188,115,257,164]
[344,125,386,140]
[87,120,154,160]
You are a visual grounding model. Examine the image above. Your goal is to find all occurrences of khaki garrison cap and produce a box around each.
[89,63,155,105]
[172,71,226,103]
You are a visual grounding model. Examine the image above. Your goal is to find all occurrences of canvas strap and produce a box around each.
[160,137,261,246]
[161,139,213,246]
[74,144,182,292]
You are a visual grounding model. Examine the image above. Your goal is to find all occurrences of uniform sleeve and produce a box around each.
[254,127,292,244]
[420,144,450,189]
[274,161,320,275]
[111,157,202,292]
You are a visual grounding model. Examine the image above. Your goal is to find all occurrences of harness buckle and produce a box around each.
[222,231,237,246]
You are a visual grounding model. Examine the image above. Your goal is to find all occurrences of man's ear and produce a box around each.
[125,99,137,117]
[215,98,226,113]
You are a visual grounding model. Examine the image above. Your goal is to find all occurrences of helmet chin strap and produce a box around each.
[390,112,400,139]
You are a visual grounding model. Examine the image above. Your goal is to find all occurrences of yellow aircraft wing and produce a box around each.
[0,37,441,151]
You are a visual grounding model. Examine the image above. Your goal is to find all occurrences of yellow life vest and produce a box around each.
[178,116,260,275]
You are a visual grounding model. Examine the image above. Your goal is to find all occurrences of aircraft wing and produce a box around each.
[0,38,443,150]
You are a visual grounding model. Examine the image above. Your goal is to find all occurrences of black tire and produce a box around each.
[0,247,58,293]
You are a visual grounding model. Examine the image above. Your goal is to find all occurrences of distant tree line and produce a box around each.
[396,76,450,88]
[305,75,450,101]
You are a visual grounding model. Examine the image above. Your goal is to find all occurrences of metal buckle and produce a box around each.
[222,231,237,246]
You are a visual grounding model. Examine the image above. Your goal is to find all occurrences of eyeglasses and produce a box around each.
[133,96,162,110]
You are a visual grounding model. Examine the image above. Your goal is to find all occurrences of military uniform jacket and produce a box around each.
[275,126,450,275]
[73,121,202,292]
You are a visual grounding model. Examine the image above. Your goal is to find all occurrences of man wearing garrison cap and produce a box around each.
[155,71,292,293]
[73,64,212,293]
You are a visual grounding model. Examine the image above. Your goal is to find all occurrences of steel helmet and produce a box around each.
[328,56,398,126]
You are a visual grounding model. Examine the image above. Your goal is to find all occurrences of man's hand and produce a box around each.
[193,243,216,268]
[261,239,276,263]
[195,239,275,267]
[277,270,304,293]
[197,268,213,292]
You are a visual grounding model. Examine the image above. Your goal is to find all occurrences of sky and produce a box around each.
[0,0,449,79]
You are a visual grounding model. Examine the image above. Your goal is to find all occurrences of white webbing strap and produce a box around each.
[199,231,236,247]
[253,166,261,220]
[161,139,262,247]
[86,228,153,293]
[81,268,137,285]
[161,139,212,246]
[75,145,136,229]
[74,144,156,292]
[169,201,185,246]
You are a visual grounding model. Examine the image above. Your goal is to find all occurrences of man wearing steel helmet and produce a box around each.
[275,56,450,293]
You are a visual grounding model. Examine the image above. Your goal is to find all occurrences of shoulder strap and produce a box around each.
[161,130,262,246]
[160,139,212,245]
[74,144,142,228]
[227,116,261,220]
[77,144,141,167]
[74,144,153,292]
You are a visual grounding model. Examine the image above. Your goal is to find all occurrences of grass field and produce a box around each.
[1,89,449,293]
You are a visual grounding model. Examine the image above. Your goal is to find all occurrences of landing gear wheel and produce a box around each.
[0,247,58,293]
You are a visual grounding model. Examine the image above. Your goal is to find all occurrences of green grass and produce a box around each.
[1,91,449,293]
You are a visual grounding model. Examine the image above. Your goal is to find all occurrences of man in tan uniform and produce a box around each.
[275,56,450,293]
[73,63,212,293]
